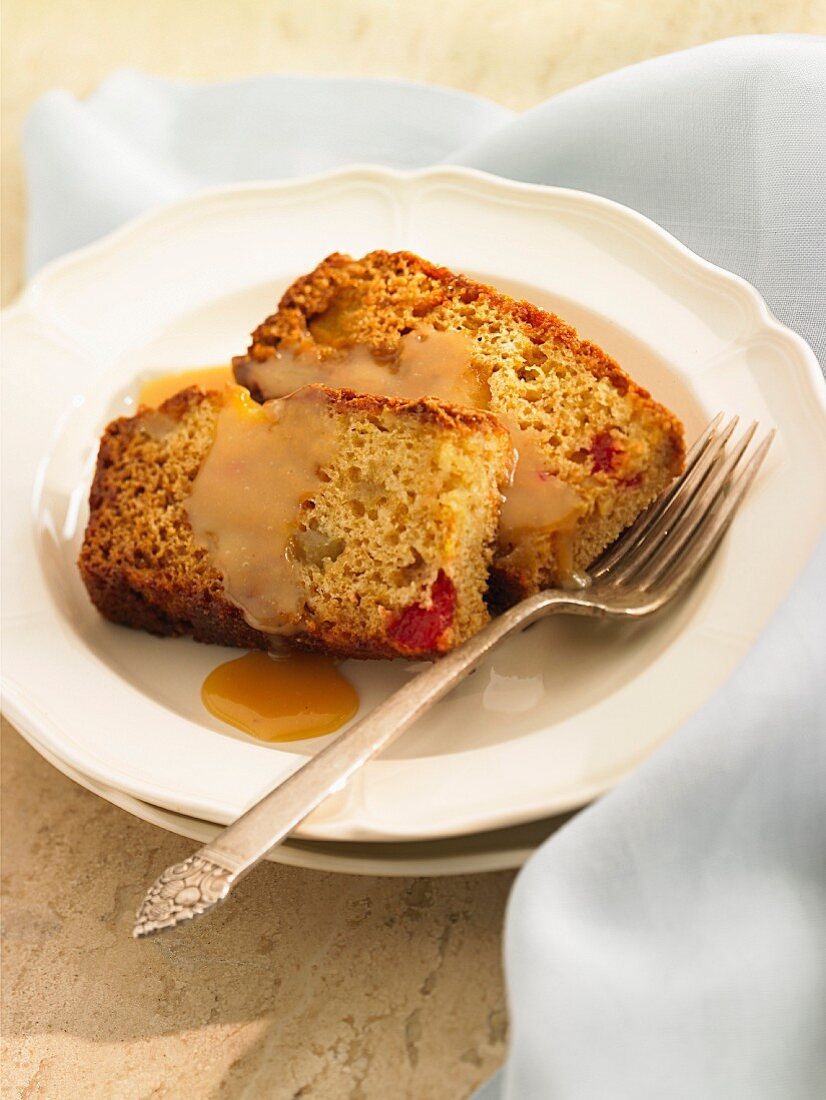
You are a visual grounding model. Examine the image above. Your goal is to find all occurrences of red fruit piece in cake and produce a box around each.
[387,571,457,652]
[589,430,623,474]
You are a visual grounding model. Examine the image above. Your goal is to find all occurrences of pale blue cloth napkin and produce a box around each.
[22,35,826,1099]
[23,71,513,274]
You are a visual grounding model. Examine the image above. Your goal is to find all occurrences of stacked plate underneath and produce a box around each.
[3,169,823,875]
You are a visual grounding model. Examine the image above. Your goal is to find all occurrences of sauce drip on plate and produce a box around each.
[202,651,358,742]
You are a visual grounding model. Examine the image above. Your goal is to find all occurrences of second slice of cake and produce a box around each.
[234,251,686,602]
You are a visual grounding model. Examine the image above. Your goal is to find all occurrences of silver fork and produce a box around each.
[134,415,773,938]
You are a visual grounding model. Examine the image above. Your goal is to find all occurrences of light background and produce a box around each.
[2,2,824,1097]
[4,0,825,303]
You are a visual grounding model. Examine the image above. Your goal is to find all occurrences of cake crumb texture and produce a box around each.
[237,251,686,598]
[78,385,513,659]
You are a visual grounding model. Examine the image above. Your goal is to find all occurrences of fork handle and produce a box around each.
[204,590,569,870]
[134,589,585,936]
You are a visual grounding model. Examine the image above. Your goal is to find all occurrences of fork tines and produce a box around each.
[591,415,775,595]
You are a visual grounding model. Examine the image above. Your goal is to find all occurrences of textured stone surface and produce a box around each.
[3,2,824,1096]
[1,720,512,1098]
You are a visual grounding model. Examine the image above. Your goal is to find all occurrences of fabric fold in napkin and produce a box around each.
[453,34,826,373]
[478,536,826,1100]
[23,70,513,273]
[21,33,826,1100]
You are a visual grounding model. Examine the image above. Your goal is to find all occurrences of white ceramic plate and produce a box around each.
[3,167,824,842]
[15,722,566,877]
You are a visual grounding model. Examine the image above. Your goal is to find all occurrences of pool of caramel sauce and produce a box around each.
[136,367,360,741]
[202,650,358,742]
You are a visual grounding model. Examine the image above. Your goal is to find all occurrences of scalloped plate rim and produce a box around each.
[2,165,824,842]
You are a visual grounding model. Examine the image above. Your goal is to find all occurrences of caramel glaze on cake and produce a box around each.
[78,384,513,660]
[234,251,686,605]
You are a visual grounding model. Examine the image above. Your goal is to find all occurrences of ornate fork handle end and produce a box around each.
[133,853,236,939]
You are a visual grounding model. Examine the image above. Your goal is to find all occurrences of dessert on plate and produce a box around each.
[78,251,685,658]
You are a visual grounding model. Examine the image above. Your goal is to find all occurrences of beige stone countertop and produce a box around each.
[2,2,823,1097]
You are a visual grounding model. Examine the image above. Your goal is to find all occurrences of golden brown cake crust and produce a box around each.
[244,251,658,403]
[79,388,270,649]
[78,385,512,660]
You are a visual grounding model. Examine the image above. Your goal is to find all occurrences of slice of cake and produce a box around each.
[234,251,685,602]
[78,383,513,660]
